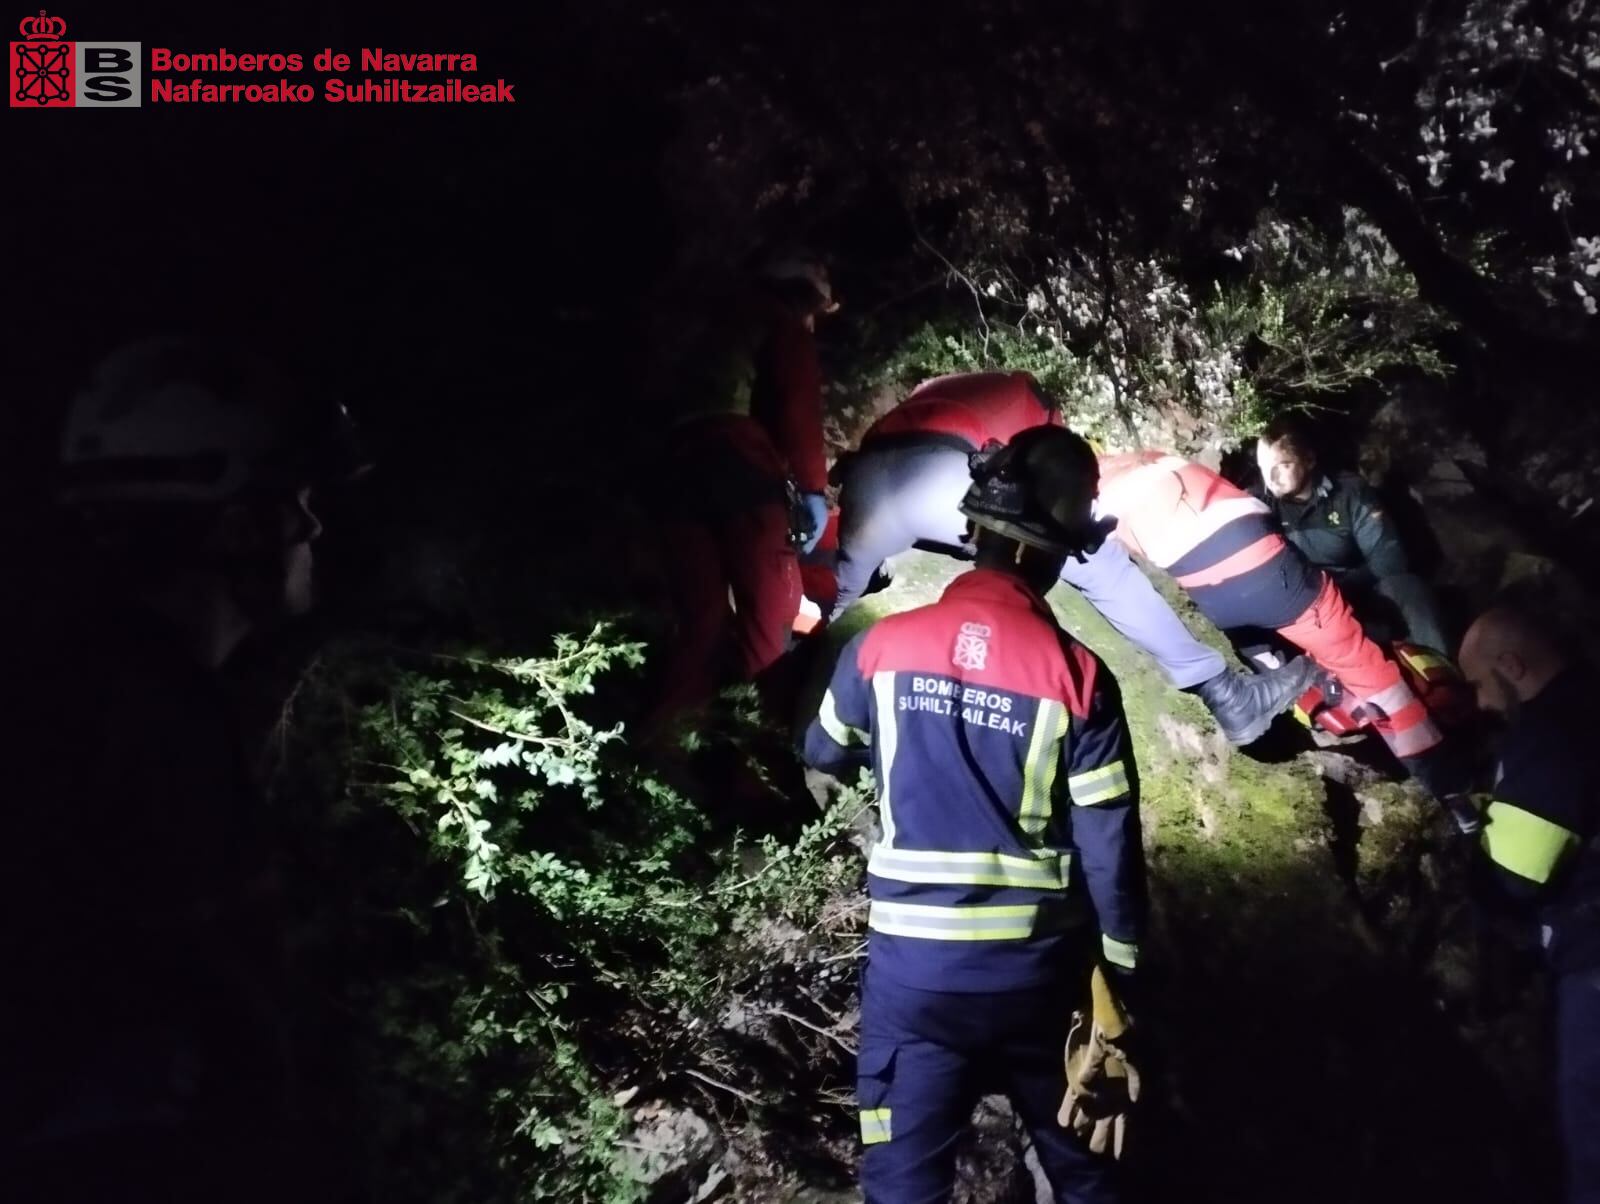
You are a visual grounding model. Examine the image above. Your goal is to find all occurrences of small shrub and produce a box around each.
[275,624,867,1203]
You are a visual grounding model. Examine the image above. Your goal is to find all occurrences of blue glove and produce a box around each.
[800,492,830,555]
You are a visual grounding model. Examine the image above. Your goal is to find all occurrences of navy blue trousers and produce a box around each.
[857,968,1121,1204]
[1558,967,1600,1204]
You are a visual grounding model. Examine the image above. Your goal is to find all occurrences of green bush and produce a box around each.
[1198,212,1455,432]
[832,207,1455,451]
[276,624,866,1203]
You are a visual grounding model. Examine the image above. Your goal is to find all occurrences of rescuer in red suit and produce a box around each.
[647,253,839,732]
[1095,450,1477,830]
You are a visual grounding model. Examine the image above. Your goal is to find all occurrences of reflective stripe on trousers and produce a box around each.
[1275,573,1441,758]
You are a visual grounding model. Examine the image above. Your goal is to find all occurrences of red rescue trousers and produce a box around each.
[1275,573,1444,762]
[1099,450,1447,778]
[648,416,803,732]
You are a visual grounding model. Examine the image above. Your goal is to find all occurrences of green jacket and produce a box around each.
[1261,471,1408,590]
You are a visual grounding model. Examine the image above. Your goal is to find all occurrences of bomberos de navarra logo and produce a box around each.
[11,11,516,108]
[10,10,141,107]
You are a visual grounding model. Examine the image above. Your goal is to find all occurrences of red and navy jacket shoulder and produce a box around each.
[1474,668,1600,975]
[864,371,1064,452]
[802,568,1144,993]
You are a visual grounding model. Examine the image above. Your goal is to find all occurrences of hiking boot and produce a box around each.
[1193,657,1315,746]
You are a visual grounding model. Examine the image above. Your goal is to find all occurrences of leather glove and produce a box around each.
[1059,965,1140,1159]
[799,493,830,554]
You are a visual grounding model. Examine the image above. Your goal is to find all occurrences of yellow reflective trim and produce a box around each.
[1292,704,1313,728]
[1402,651,1451,674]
[819,690,869,748]
[872,673,900,849]
[1019,700,1069,838]
[1482,801,1580,886]
[869,900,1039,941]
[1102,935,1138,970]
[868,845,1071,889]
[860,1107,892,1145]
[1068,760,1130,806]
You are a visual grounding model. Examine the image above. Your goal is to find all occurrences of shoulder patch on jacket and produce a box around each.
[952,622,991,671]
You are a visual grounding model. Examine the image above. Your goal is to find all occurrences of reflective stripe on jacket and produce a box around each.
[802,569,1144,992]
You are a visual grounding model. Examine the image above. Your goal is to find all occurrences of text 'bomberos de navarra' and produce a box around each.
[145,47,516,104]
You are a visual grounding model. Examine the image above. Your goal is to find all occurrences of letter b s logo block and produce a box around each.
[77,43,140,106]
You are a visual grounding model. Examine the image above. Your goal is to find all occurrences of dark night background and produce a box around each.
[6,1,1600,1201]
[8,2,680,605]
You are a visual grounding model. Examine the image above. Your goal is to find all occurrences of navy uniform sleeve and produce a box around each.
[1060,656,1145,973]
[1476,737,1588,904]
[802,630,874,778]
[1348,479,1411,581]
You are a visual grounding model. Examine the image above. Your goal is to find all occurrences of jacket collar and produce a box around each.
[941,567,1051,612]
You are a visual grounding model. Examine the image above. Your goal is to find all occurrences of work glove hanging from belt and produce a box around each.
[1059,964,1140,1159]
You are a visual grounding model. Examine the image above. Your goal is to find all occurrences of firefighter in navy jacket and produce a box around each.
[804,426,1135,1202]
[1458,607,1600,1204]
